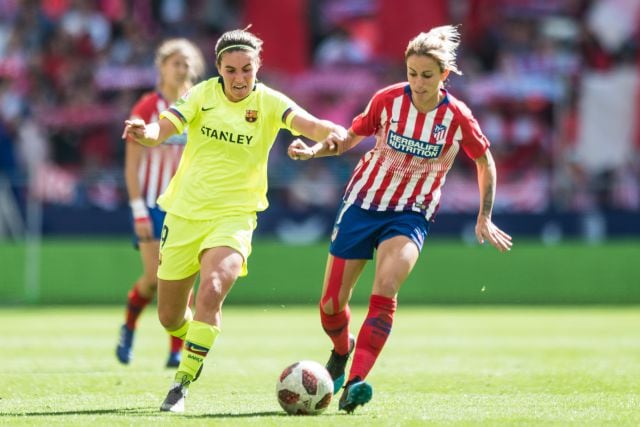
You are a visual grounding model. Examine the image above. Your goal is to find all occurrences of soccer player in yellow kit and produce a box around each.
[122,28,347,413]
[116,38,205,369]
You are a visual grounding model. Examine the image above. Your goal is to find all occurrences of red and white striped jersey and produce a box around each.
[128,92,186,208]
[343,83,489,221]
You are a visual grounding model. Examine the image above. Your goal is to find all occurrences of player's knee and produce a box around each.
[319,299,334,315]
[157,308,182,330]
[140,274,158,290]
[201,269,236,298]
[319,298,343,315]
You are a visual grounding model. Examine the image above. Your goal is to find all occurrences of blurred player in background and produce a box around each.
[288,25,513,413]
[116,39,205,368]
[122,28,347,413]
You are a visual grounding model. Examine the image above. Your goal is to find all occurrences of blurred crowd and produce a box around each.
[0,0,638,239]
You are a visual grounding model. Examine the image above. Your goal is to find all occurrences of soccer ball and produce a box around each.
[276,360,333,415]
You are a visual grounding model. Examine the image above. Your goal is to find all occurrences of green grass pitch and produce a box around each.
[3,239,639,305]
[1,306,639,426]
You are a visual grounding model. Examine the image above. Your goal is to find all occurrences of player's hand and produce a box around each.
[134,217,154,242]
[122,119,147,141]
[324,125,348,152]
[475,216,513,252]
[288,138,314,161]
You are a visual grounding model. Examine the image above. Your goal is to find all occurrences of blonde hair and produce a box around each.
[405,25,462,75]
[155,38,205,84]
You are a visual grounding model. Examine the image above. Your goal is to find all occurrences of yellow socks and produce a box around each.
[175,320,220,383]
[165,308,193,340]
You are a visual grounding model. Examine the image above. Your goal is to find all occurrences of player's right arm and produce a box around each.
[122,117,179,147]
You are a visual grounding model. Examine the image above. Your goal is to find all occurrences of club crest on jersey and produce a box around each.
[245,109,258,122]
[432,124,447,141]
[386,130,443,158]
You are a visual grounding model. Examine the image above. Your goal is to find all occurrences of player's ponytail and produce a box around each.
[405,24,463,75]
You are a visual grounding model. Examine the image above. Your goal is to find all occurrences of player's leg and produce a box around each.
[321,203,376,392]
[166,289,194,368]
[116,237,160,365]
[161,213,254,412]
[320,254,365,392]
[156,213,206,412]
[340,212,428,413]
[157,274,198,339]
[161,248,243,413]
[339,235,419,413]
[350,235,419,379]
[157,274,198,413]
[156,212,201,339]
[174,246,243,384]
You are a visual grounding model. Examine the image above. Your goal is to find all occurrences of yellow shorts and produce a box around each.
[157,212,257,280]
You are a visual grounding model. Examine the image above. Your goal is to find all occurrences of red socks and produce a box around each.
[349,294,397,381]
[320,293,398,380]
[125,287,151,330]
[170,335,183,353]
[320,304,352,355]
[125,286,184,353]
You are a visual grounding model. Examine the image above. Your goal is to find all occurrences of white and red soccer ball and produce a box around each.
[276,360,333,415]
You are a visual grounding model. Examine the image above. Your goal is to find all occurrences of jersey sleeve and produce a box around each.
[130,93,157,122]
[160,81,205,133]
[457,102,490,159]
[265,87,305,135]
[350,90,385,136]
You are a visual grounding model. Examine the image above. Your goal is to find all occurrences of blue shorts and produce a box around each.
[131,206,166,248]
[329,203,430,259]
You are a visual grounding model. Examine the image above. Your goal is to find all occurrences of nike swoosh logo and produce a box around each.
[201,106,214,111]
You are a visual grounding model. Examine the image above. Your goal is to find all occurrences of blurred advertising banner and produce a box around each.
[32,164,77,205]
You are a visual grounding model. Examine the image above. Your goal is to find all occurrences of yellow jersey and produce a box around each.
[158,77,301,219]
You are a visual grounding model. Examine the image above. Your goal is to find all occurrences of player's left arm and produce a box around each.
[474,149,513,252]
[288,129,365,160]
[289,111,347,154]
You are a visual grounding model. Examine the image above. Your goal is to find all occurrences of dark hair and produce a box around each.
[215,28,263,66]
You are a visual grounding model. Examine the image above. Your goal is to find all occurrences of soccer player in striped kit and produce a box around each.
[122,28,347,413]
[288,25,513,413]
[116,39,205,368]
